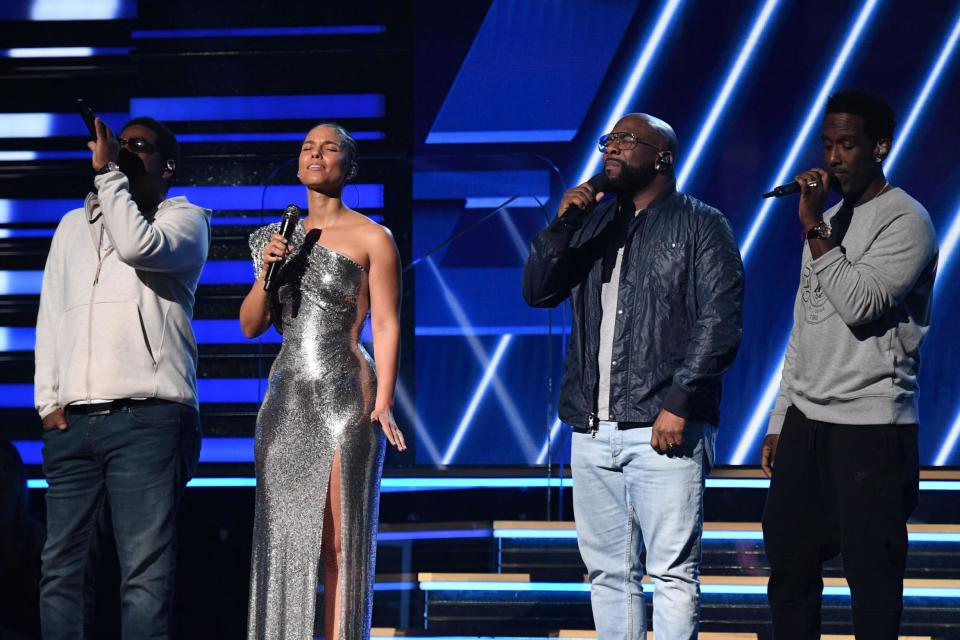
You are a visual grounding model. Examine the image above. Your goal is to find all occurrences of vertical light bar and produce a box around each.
[441,334,514,465]
[676,0,781,191]
[885,10,960,175]
[575,0,684,186]
[739,0,880,262]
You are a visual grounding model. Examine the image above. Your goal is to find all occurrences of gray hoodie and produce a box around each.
[767,187,938,434]
[34,170,211,418]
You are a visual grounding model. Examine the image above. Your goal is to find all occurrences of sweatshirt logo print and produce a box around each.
[801,260,836,324]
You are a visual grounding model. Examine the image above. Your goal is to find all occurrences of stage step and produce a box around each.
[414,573,960,637]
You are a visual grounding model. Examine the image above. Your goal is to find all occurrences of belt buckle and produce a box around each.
[88,406,113,416]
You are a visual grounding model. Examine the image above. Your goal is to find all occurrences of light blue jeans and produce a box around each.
[571,420,715,640]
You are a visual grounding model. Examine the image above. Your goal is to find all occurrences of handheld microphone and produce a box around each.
[563,173,612,222]
[762,179,820,199]
[263,204,302,293]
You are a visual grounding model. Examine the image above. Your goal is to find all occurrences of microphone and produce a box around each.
[563,173,612,223]
[263,204,302,293]
[762,179,820,199]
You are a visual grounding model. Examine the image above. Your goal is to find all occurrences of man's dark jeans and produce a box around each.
[39,401,201,640]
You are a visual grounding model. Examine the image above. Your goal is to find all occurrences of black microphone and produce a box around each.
[263,204,302,293]
[762,179,820,199]
[563,172,612,223]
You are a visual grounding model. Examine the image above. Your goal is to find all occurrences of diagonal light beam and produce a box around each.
[427,257,540,462]
[442,334,513,465]
[536,416,565,465]
[575,0,685,186]
[677,0,781,191]
[740,0,880,263]
[885,9,960,175]
[732,11,960,463]
[394,379,443,465]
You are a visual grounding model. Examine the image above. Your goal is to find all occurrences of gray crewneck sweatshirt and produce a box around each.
[767,187,938,434]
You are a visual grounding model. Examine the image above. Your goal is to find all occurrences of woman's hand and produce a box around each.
[371,406,406,451]
[260,233,293,277]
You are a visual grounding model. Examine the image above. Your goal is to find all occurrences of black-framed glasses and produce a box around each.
[118,137,157,154]
[598,132,662,153]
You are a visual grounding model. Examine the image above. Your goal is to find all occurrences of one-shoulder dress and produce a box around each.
[246,221,385,640]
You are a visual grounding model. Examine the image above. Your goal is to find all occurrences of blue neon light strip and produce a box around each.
[132,25,386,39]
[417,580,960,598]
[378,529,492,541]
[20,472,960,493]
[0,151,90,161]
[425,129,577,144]
[129,95,384,122]
[176,131,385,143]
[676,0,780,191]
[730,341,787,465]
[16,0,135,20]
[739,0,879,262]
[0,113,128,139]
[575,0,684,186]
[0,185,383,223]
[884,10,960,175]
[2,47,130,58]
[494,528,960,543]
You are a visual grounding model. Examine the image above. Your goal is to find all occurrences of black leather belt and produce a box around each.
[65,398,172,416]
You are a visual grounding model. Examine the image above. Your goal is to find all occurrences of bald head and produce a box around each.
[618,113,678,158]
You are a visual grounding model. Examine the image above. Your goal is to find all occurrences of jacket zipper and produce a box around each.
[85,226,114,401]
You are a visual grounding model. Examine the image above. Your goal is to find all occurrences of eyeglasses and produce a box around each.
[118,137,157,154]
[598,132,662,153]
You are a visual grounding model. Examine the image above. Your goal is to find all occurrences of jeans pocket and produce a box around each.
[128,403,182,427]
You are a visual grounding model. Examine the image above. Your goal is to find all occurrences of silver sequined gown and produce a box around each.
[247,222,386,640]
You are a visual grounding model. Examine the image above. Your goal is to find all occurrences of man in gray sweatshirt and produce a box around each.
[759,90,938,640]
[34,116,210,639]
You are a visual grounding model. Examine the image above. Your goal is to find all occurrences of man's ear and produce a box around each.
[874,139,891,161]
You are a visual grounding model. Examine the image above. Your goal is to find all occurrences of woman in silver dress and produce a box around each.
[239,123,405,640]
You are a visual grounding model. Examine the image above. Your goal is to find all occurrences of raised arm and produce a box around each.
[239,230,290,338]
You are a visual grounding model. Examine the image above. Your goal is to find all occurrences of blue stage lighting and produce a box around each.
[535,417,564,465]
[575,0,685,186]
[129,95,384,122]
[935,407,960,466]
[3,47,129,57]
[28,0,133,20]
[730,340,788,465]
[426,257,539,462]
[394,380,443,465]
[0,113,127,139]
[441,333,515,465]
[426,129,577,144]
[676,0,781,191]
[885,10,960,175]
[131,25,386,39]
[739,0,880,262]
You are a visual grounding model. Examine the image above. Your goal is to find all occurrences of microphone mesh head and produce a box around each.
[587,173,612,193]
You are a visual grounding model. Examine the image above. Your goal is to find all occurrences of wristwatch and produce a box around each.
[96,161,120,175]
[806,221,832,240]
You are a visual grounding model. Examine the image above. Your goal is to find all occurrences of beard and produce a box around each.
[606,159,657,193]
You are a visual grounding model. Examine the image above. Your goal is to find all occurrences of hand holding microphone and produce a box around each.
[263,205,302,292]
[558,173,612,225]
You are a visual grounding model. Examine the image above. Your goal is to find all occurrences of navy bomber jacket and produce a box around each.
[522,186,744,428]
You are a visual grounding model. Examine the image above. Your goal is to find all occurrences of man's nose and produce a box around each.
[827,147,841,165]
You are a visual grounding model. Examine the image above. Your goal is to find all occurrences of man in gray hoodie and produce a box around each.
[760,90,938,640]
[34,116,211,639]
